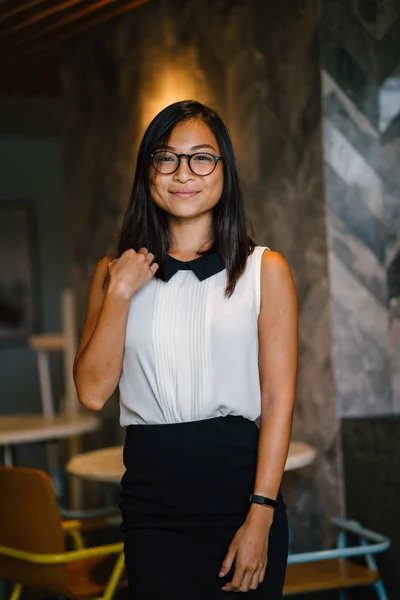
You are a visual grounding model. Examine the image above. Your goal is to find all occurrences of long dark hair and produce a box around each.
[116,100,255,297]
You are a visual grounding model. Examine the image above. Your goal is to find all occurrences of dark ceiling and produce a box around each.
[0,0,150,95]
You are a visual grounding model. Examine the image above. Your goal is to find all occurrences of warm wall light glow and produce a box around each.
[141,66,205,131]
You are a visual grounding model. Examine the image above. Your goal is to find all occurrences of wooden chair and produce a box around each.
[0,466,126,600]
[283,518,390,599]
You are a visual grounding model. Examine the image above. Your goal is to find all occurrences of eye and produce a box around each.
[157,153,174,162]
[192,153,213,162]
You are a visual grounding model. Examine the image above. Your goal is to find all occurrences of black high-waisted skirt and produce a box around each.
[119,415,289,599]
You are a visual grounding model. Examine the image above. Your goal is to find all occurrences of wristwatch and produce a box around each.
[249,493,277,510]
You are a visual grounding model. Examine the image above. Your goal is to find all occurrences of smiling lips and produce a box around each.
[170,190,199,199]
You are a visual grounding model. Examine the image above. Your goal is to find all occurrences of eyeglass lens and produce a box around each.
[152,151,217,176]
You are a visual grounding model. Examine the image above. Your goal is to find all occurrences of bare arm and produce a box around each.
[73,249,158,411]
[249,249,298,518]
[219,249,298,592]
[73,256,129,411]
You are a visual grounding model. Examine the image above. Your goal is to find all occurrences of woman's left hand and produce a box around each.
[219,507,274,592]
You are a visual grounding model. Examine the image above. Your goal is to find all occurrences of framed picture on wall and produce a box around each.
[0,201,40,344]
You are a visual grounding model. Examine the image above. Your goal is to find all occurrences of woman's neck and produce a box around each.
[167,241,214,262]
[168,216,214,261]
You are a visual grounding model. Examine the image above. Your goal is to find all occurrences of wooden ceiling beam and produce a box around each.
[0,0,49,26]
[0,0,89,40]
[5,0,150,58]
[0,0,152,96]
[1,0,125,50]
[0,0,151,95]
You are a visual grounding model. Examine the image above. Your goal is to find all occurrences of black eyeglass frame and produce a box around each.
[150,150,223,176]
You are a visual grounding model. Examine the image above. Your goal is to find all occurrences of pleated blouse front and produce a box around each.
[119,245,269,426]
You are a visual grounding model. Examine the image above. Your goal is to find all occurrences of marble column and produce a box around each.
[321,2,400,594]
[322,0,400,416]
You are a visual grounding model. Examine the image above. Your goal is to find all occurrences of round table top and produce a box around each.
[0,413,100,446]
[66,441,317,484]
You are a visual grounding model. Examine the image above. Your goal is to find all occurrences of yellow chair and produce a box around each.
[0,466,126,600]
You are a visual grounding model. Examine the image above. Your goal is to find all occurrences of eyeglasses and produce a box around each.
[151,150,223,176]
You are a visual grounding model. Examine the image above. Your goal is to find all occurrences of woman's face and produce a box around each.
[149,119,224,220]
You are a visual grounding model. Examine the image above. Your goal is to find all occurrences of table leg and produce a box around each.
[68,435,84,509]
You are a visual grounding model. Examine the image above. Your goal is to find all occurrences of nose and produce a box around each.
[173,157,194,183]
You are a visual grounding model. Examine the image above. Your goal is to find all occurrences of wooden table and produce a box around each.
[0,413,100,466]
[66,441,317,484]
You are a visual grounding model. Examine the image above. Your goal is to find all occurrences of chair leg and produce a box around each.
[360,538,389,600]
[373,579,389,600]
[9,584,23,600]
[68,528,85,550]
[102,552,125,600]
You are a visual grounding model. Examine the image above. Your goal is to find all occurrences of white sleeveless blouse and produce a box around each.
[119,245,269,426]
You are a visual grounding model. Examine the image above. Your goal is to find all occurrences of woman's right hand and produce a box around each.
[107,248,159,300]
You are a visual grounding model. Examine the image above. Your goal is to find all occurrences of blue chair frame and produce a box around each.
[285,518,390,599]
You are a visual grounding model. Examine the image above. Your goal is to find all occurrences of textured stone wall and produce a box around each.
[322,3,400,593]
[61,0,340,550]
[322,0,400,416]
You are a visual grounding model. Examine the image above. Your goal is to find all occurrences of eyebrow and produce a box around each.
[158,143,217,152]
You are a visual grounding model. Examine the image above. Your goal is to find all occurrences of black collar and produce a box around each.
[159,249,226,282]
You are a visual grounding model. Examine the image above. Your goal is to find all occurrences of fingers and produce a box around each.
[138,247,157,267]
[249,569,262,591]
[149,262,159,274]
[121,247,147,260]
[221,561,266,592]
[115,247,159,285]
[236,569,253,592]
[121,248,136,257]
[237,571,254,592]
[120,247,157,273]
[260,564,267,583]
[221,563,246,592]
[145,252,155,265]
[137,247,151,259]
[219,546,236,579]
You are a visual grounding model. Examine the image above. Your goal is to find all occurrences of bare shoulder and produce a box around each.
[92,254,114,285]
[89,250,119,289]
[86,253,116,314]
[261,249,292,278]
[259,249,297,308]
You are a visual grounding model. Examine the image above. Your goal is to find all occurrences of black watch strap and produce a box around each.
[249,493,277,510]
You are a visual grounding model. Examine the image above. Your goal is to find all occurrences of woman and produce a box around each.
[74,100,298,598]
